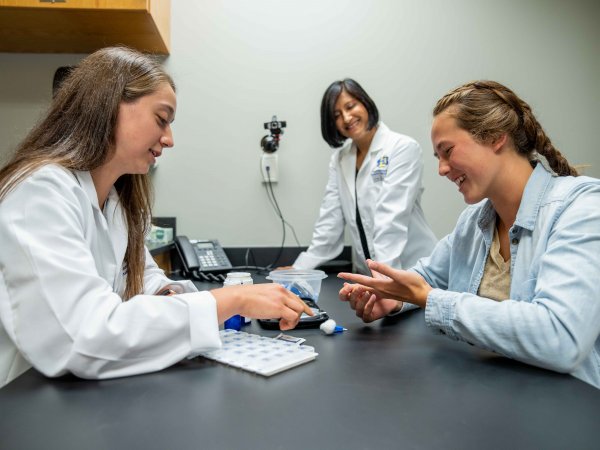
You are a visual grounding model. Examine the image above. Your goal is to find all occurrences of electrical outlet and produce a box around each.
[261,153,278,183]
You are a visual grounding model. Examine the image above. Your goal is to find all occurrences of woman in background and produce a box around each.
[339,80,600,388]
[292,78,437,274]
[0,47,310,388]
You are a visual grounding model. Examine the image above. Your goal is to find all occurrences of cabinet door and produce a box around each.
[0,1,147,9]
[0,0,170,54]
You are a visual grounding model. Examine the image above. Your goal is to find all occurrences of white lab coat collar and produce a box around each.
[72,170,98,210]
[339,122,388,205]
[72,170,120,212]
[72,170,121,212]
[73,170,127,275]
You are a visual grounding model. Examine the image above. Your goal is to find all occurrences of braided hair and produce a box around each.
[433,80,577,176]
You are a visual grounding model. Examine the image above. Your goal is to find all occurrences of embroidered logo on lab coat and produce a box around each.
[371,156,389,182]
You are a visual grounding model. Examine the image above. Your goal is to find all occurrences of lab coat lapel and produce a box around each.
[340,142,357,205]
[104,188,128,270]
[73,171,124,287]
[74,170,101,211]
[356,123,386,191]
[366,123,387,162]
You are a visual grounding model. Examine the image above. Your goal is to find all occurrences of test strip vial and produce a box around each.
[223,272,253,329]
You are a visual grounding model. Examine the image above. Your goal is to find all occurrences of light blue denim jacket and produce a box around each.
[413,163,600,388]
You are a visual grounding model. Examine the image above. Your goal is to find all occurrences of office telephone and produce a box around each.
[174,236,233,282]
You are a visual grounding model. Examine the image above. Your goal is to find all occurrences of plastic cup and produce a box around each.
[266,269,327,303]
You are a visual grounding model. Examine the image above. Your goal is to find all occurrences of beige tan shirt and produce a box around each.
[478,227,511,301]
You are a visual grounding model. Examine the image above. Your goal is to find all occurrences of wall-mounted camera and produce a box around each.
[259,115,286,183]
[260,115,287,153]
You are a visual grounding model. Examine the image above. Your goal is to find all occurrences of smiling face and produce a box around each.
[110,82,177,176]
[334,90,372,143]
[431,110,504,205]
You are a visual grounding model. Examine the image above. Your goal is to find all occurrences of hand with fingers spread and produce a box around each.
[338,259,432,309]
[211,283,314,331]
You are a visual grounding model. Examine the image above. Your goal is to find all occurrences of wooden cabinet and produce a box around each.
[0,0,171,54]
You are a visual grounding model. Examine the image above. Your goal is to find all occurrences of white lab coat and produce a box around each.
[294,123,437,274]
[0,165,221,388]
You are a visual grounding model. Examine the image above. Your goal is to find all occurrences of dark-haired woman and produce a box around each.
[292,79,437,274]
[339,80,600,389]
[0,47,310,388]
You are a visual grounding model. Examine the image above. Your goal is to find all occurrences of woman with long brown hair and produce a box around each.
[338,80,600,388]
[0,47,310,387]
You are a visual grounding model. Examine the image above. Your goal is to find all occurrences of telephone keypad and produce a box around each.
[193,242,232,271]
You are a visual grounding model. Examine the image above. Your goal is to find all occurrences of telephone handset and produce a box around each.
[174,236,233,282]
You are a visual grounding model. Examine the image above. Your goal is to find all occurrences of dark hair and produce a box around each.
[0,46,176,300]
[320,78,379,148]
[433,80,577,177]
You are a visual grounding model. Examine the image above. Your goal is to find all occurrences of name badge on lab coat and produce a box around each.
[371,156,389,182]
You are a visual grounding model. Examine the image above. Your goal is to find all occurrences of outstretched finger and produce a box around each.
[337,272,378,289]
[366,260,397,280]
[286,294,314,316]
[301,300,314,316]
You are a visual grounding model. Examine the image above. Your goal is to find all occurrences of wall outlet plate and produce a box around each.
[261,153,278,183]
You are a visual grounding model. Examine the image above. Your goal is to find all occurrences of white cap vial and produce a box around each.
[223,272,253,287]
[223,272,253,328]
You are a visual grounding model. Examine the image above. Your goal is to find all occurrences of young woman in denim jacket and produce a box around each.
[338,80,600,388]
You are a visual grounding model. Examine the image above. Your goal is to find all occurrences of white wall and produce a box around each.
[1,0,598,246]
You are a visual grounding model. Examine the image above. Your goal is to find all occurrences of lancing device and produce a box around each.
[320,319,346,335]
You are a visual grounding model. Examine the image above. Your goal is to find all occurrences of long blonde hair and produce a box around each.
[433,80,577,177]
[0,46,176,300]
